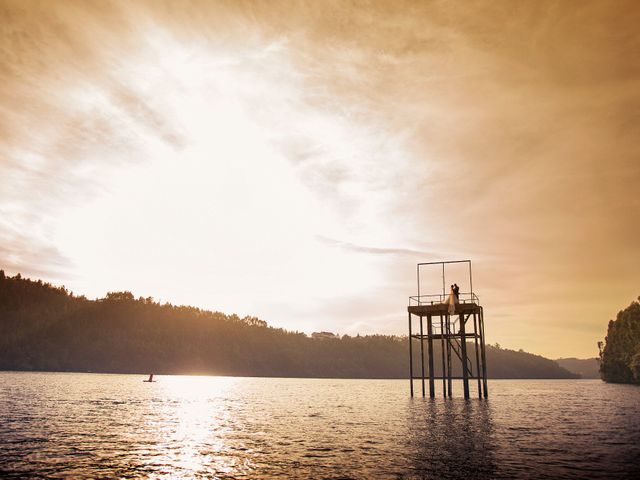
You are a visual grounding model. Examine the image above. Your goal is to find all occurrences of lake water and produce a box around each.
[0,373,639,479]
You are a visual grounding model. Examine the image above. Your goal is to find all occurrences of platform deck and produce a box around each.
[407,302,481,316]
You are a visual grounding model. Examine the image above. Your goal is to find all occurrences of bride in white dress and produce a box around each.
[444,285,457,315]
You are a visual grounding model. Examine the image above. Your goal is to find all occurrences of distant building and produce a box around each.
[311,331,337,340]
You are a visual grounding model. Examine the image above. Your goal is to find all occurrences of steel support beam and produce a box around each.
[420,315,425,397]
[427,314,435,398]
[459,313,470,399]
[408,312,414,397]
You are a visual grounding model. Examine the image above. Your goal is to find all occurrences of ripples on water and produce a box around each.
[0,373,639,479]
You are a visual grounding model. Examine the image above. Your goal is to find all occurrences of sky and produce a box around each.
[1,0,639,358]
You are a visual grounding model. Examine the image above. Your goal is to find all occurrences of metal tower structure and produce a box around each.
[408,260,488,399]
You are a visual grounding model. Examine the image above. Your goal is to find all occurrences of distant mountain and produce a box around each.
[600,297,640,384]
[0,271,578,379]
[555,358,600,379]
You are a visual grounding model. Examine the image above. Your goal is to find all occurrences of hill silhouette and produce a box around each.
[555,357,600,379]
[0,271,578,379]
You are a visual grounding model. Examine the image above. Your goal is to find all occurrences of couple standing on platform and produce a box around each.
[445,283,460,315]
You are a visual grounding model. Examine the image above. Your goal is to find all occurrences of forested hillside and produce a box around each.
[555,357,600,379]
[0,272,578,379]
[600,297,640,384]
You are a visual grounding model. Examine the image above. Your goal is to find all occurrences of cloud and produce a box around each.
[0,216,70,279]
[317,236,432,257]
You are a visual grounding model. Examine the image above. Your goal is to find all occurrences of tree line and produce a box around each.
[600,296,640,384]
[0,271,578,378]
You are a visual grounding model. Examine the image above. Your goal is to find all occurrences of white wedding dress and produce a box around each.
[444,287,457,315]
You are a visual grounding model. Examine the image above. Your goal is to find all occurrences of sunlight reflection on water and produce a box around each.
[0,373,639,479]
[139,376,246,478]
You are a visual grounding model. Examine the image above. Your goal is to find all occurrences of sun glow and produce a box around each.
[52,29,408,332]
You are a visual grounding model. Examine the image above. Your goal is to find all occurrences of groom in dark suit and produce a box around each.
[453,284,460,301]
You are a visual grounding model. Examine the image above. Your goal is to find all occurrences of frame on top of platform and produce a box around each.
[416,259,473,304]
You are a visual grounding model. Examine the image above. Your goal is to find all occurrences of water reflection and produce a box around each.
[142,376,246,478]
[406,399,497,479]
[2,375,640,479]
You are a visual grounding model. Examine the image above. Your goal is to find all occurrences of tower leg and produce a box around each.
[459,313,470,399]
[473,313,482,398]
[427,314,435,398]
[440,315,446,398]
[479,307,489,398]
[420,315,425,397]
[446,315,452,397]
[408,312,414,397]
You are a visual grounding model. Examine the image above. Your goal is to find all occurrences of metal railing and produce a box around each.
[408,292,479,306]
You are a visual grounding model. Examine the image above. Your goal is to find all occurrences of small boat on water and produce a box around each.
[143,373,156,383]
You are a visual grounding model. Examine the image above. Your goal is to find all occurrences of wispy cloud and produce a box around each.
[317,236,432,257]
